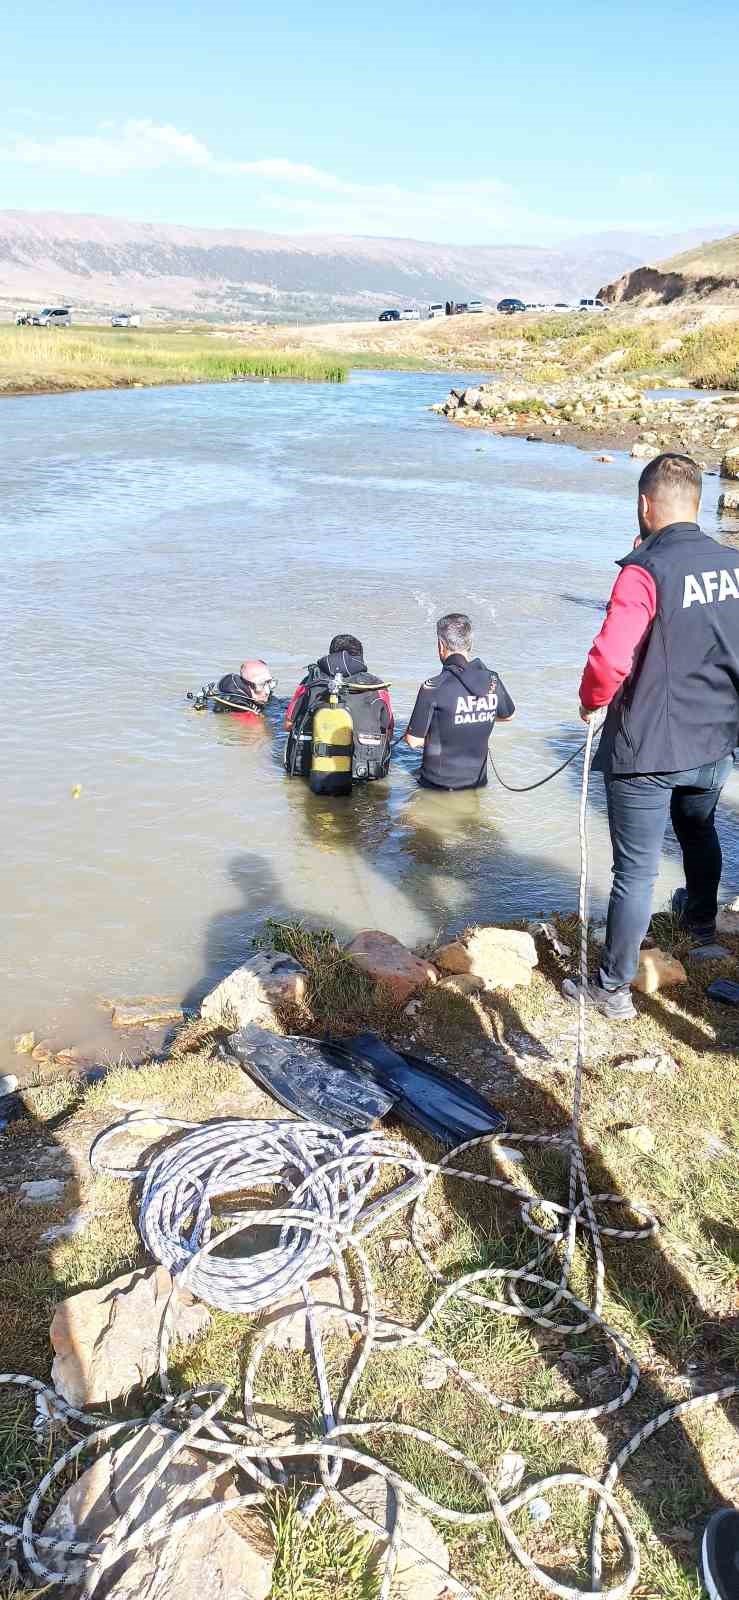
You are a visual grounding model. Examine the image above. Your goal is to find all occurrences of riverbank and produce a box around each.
[2,906,738,1598]
[0,326,346,395]
[433,376,739,472]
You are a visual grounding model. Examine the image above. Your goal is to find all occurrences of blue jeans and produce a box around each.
[599,758,734,990]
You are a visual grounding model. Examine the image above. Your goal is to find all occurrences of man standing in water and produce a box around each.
[404,613,515,789]
[567,452,739,1021]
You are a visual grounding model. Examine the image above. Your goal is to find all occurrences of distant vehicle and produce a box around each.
[111,312,142,328]
[32,307,72,327]
[428,303,445,319]
[467,300,483,313]
[579,298,607,311]
[15,311,32,325]
[378,308,400,322]
[497,297,526,315]
[554,302,570,309]
[400,307,421,320]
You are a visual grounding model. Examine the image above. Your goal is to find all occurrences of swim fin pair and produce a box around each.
[227,1025,505,1146]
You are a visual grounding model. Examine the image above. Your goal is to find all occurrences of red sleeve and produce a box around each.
[579,565,657,710]
[285,683,306,727]
[379,687,394,732]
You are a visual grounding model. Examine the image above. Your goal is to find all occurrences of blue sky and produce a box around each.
[1,0,737,244]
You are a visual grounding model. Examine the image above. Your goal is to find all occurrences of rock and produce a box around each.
[339,1474,449,1600]
[50,1265,210,1408]
[31,1039,54,1062]
[433,926,537,991]
[21,1178,65,1204]
[13,1031,35,1055]
[41,1424,273,1597]
[41,1209,91,1244]
[722,448,739,480]
[621,1124,656,1155]
[112,1004,184,1028]
[344,931,437,1004]
[419,1357,448,1391]
[617,1055,677,1076]
[497,1450,526,1495]
[716,903,739,936]
[258,1272,351,1351]
[0,1073,19,1096]
[201,951,307,1029]
[631,441,655,460]
[439,973,486,996]
[528,1497,553,1526]
[718,491,739,514]
[632,947,687,994]
[462,386,483,409]
[687,944,731,963]
[594,454,614,463]
[528,920,572,959]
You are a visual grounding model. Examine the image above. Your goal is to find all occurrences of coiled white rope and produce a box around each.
[2,718,738,1598]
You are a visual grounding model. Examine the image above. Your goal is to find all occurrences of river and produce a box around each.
[2,370,738,1073]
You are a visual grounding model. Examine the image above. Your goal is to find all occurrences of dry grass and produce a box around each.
[1,914,738,1598]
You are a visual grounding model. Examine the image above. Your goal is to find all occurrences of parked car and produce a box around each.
[32,307,72,327]
[467,300,484,313]
[111,313,142,328]
[400,307,421,320]
[497,297,526,315]
[579,298,607,311]
[378,308,400,322]
[428,303,445,319]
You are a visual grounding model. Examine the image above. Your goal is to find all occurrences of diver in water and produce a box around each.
[189,659,276,723]
[284,633,394,785]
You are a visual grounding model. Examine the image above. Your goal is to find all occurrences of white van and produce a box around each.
[428,303,445,319]
[111,313,142,328]
[400,307,421,320]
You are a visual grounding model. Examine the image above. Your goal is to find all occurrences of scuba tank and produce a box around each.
[309,674,353,796]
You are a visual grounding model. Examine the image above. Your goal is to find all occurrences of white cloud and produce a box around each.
[0,118,559,242]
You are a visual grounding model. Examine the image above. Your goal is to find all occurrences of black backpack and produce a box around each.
[285,665,391,783]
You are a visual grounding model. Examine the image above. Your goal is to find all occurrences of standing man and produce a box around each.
[567,452,739,1021]
[404,612,515,789]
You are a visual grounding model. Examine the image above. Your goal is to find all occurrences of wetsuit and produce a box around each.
[213,673,268,724]
[407,654,515,790]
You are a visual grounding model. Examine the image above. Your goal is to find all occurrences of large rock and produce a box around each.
[721,448,739,480]
[717,897,739,936]
[259,1272,354,1351]
[339,1474,449,1600]
[344,932,437,1004]
[632,947,688,995]
[201,950,307,1029]
[433,926,537,991]
[50,1266,210,1408]
[112,1004,184,1028]
[718,491,739,514]
[41,1424,273,1598]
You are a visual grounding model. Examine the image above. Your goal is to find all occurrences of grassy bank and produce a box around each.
[1,906,738,1599]
[0,326,346,396]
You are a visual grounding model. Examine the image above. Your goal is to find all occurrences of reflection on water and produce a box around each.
[1,370,737,1068]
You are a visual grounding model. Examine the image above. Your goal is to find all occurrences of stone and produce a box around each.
[201,950,307,1029]
[497,1450,526,1495]
[0,1073,18,1096]
[631,441,654,460]
[433,926,537,991]
[339,1474,449,1600]
[594,454,614,463]
[50,1265,210,1408]
[41,1424,273,1597]
[621,1124,656,1155]
[722,448,739,480]
[21,1178,64,1204]
[718,491,739,514]
[112,1004,184,1028]
[440,973,486,996]
[632,947,688,994]
[716,903,739,936]
[41,1209,91,1244]
[13,1031,35,1055]
[616,1055,677,1076]
[687,944,731,963]
[528,1497,553,1525]
[259,1273,352,1351]
[344,931,437,1004]
[462,386,483,409]
[31,1039,54,1062]
[419,1357,448,1391]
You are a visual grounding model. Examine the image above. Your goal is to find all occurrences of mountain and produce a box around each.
[0,209,735,323]
[599,230,739,306]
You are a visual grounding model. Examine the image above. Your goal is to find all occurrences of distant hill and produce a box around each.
[599,230,739,306]
[0,209,735,323]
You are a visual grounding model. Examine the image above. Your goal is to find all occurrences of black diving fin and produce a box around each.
[226,1024,397,1132]
[329,1032,506,1147]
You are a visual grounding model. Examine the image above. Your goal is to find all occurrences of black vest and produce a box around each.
[598,522,739,775]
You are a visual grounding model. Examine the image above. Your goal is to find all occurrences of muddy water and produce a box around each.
[2,371,738,1073]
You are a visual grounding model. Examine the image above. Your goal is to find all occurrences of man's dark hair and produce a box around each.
[329,633,363,657]
[638,452,702,501]
[437,612,474,654]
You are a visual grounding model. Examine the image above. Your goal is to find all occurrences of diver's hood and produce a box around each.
[317,650,367,680]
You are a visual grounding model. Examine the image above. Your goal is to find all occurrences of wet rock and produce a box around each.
[594,453,614,463]
[50,1265,210,1408]
[621,1124,656,1155]
[718,491,739,514]
[41,1424,274,1597]
[722,448,739,480]
[433,926,537,991]
[12,1031,35,1055]
[462,386,483,409]
[201,951,307,1029]
[339,1474,449,1600]
[112,1003,184,1028]
[21,1178,65,1204]
[345,931,437,1004]
[632,947,688,994]
[687,943,731,963]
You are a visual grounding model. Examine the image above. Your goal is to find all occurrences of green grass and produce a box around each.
[0,326,346,394]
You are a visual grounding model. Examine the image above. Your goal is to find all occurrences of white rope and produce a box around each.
[2,717,738,1598]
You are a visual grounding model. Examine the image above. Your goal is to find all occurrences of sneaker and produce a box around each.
[562,975,636,1021]
[702,1508,739,1600]
[672,886,717,946]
